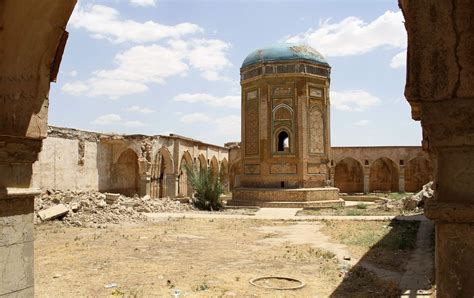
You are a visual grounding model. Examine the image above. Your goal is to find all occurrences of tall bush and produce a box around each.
[185,164,224,211]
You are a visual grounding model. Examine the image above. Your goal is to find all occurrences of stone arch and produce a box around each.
[177,151,193,198]
[111,148,139,196]
[334,158,364,193]
[210,156,219,176]
[151,147,174,198]
[229,159,242,190]
[197,154,207,170]
[273,104,293,120]
[405,157,433,192]
[369,157,399,192]
[220,158,229,192]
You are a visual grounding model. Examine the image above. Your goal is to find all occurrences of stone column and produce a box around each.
[363,167,370,193]
[400,1,474,296]
[398,165,405,193]
[0,1,76,295]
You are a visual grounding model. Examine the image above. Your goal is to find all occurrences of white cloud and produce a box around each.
[354,120,370,126]
[126,105,155,114]
[69,70,78,77]
[129,0,156,7]
[91,114,147,128]
[390,50,406,69]
[70,4,202,43]
[95,44,189,84]
[124,120,147,127]
[214,115,240,137]
[62,79,148,99]
[179,113,241,140]
[286,10,406,57]
[187,39,232,81]
[330,90,380,111]
[62,81,89,96]
[179,113,212,124]
[91,114,122,125]
[173,93,240,109]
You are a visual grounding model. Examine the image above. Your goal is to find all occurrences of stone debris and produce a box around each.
[37,204,69,221]
[402,181,434,210]
[34,190,195,226]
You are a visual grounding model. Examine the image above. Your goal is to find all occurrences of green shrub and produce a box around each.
[356,203,368,209]
[185,165,224,211]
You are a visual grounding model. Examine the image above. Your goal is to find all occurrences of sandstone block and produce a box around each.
[38,204,69,221]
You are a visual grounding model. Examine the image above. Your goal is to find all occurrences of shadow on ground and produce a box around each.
[330,215,435,297]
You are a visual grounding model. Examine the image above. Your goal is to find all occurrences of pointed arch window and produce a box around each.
[277,131,290,152]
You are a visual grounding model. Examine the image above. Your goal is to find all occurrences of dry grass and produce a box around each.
[322,220,419,272]
[35,219,342,297]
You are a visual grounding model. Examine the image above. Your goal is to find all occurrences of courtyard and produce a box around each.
[35,214,432,297]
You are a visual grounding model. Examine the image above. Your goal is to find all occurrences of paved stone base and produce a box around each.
[230,187,340,208]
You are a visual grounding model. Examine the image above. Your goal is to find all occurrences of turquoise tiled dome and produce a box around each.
[242,43,329,68]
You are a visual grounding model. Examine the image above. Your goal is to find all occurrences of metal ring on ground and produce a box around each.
[249,276,305,290]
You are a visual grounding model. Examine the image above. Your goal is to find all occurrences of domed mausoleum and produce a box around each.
[231,43,341,207]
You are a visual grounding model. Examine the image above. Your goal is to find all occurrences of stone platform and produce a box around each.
[229,187,342,208]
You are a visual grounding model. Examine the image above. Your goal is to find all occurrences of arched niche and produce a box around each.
[151,147,174,198]
[111,148,139,196]
[369,157,399,192]
[178,151,193,198]
[334,158,364,193]
[405,157,433,192]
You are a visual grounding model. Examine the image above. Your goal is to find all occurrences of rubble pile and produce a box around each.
[34,190,195,226]
[402,181,434,210]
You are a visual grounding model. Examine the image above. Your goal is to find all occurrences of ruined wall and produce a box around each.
[32,127,229,198]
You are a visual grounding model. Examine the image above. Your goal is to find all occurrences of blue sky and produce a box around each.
[50,0,422,147]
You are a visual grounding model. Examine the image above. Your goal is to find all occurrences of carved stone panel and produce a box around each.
[272,86,292,98]
[309,106,324,154]
[244,164,260,175]
[309,87,323,98]
[270,163,297,174]
[274,107,292,120]
[245,90,259,156]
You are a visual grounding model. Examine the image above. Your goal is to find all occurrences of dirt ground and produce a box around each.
[34,218,415,297]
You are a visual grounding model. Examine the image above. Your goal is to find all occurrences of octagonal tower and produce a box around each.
[231,44,340,207]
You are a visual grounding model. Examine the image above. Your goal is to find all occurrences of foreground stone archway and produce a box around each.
[334,158,364,193]
[369,157,399,192]
[405,157,433,192]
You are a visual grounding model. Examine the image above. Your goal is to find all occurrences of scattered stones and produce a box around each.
[402,181,434,210]
[34,189,195,226]
[38,204,69,221]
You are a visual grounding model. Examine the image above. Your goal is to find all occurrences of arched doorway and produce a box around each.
[197,154,207,171]
[220,158,229,192]
[151,148,173,198]
[112,149,139,196]
[369,157,399,192]
[405,157,433,192]
[178,151,193,198]
[334,158,364,193]
[210,156,219,177]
